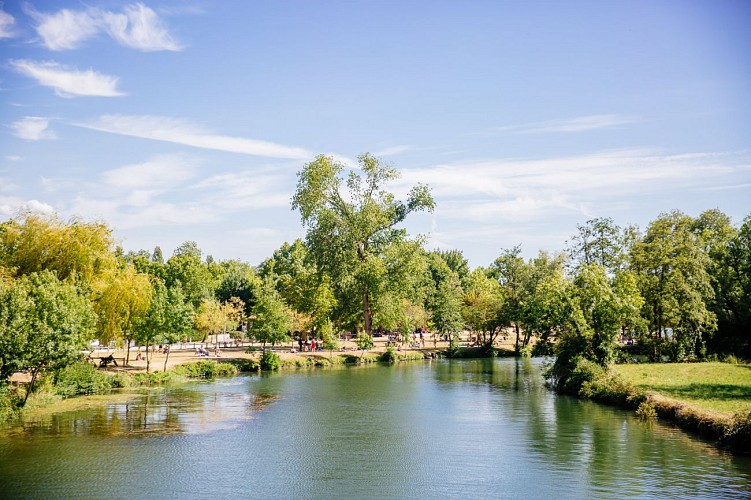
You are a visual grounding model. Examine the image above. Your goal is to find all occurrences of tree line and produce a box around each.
[1,153,749,394]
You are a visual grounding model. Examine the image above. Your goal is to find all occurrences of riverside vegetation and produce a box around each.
[1,153,750,451]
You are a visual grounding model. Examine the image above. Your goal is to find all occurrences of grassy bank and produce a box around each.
[614,362,751,416]
[564,359,751,454]
[1,349,429,424]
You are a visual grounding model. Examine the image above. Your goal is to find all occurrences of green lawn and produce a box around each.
[614,362,751,416]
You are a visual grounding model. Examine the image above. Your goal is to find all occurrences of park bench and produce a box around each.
[97,354,124,368]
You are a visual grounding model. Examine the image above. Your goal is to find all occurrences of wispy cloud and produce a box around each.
[101,3,183,51]
[10,59,124,97]
[75,114,312,159]
[28,2,183,51]
[101,154,198,190]
[396,149,747,221]
[11,117,57,140]
[374,145,413,157]
[490,114,638,135]
[0,9,16,38]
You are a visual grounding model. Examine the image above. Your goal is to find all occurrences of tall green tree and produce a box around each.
[292,153,434,335]
[250,277,292,347]
[95,265,152,363]
[0,212,117,285]
[490,246,530,352]
[630,210,716,359]
[462,268,504,350]
[0,271,95,403]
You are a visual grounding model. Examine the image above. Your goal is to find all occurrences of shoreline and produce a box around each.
[8,346,750,455]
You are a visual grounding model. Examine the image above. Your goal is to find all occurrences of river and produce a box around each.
[0,358,749,499]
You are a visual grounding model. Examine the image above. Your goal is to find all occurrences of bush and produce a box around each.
[54,362,111,397]
[172,360,239,378]
[636,401,658,420]
[531,341,553,357]
[380,348,398,363]
[721,410,751,453]
[0,384,23,422]
[260,351,281,371]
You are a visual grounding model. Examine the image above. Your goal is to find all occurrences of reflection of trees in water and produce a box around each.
[12,382,280,437]
[433,358,742,496]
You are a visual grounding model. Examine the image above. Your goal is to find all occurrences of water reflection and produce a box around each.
[0,361,749,499]
[4,378,279,438]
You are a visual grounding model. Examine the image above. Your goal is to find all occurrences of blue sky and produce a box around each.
[1,0,750,267]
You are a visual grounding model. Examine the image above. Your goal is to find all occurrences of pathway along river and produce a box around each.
[1,358,749,499]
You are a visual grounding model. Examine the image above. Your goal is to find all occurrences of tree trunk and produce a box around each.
[22,364,43,407]
[514,323,520,352]
[146,339,151,374]
[163,348,170,372]
[363,288,373,336]
[125,336,132,365]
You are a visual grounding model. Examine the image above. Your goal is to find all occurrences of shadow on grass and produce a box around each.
[649,383,751,402]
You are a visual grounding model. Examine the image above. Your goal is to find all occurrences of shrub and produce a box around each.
[721,410,751,453]
[260,351,281,371]
[108,373,131,388]
[380,348,398,363]
[636,401,658,420]
[54,362,111,397]
[0,384,23,422]
[173,360,239,378]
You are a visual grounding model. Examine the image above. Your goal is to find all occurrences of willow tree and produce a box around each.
[292,153,434,335]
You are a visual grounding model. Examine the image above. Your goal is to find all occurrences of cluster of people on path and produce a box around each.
[195,346,221,357]
[295,337,325,352]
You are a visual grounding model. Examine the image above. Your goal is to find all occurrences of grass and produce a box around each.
[614,362,751,416]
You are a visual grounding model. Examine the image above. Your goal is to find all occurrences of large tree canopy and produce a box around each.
[292,153,434,334]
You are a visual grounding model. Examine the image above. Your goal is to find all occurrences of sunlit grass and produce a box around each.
[614,362,751,416]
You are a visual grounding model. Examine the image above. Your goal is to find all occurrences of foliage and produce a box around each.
[0,212,117,284]
[172,360,238,378]
[95,265,152,346]
[355,334,374,351]
[260,351,281,371]
[380,347,399,363]
[54,361,111,397]
[292,153,434,334]
[461,268,503,348]
[0,271,95,386]
[635,401,658,420]
[250,277,292,346]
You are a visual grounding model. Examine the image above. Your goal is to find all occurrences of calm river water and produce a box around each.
[0,358,749,499]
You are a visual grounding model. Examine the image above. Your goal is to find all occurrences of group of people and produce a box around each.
[296,338,324,352]
[195,346,220,357]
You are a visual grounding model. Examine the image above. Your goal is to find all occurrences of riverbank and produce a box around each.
[571,360,751,454]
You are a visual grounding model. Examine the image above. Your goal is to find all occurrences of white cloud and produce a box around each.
[31,8,99,50]
[5,155,22,161]
[0,10,16,38]
[76,115,312,159]
[11,117,57,141]
[101,154,198,190]
[490,114,638,135]
[374,145,413,156]
[397,149,746,221]
[28,2,182,51]
[102,3,182,51]
[10,59,124,97]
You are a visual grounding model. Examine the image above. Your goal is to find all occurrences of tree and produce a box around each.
[250,278,292,347]
[292,153,434,335]
[462,269,504,350]
[0,212,117,285]
[194,298,241,345]
[165,242,214,308]
[566,217,626,273]
[490,246,530,352]
[630,210,716,359]
[95,265,152,364]
[0,271,95,404]
[425,252,464,337]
